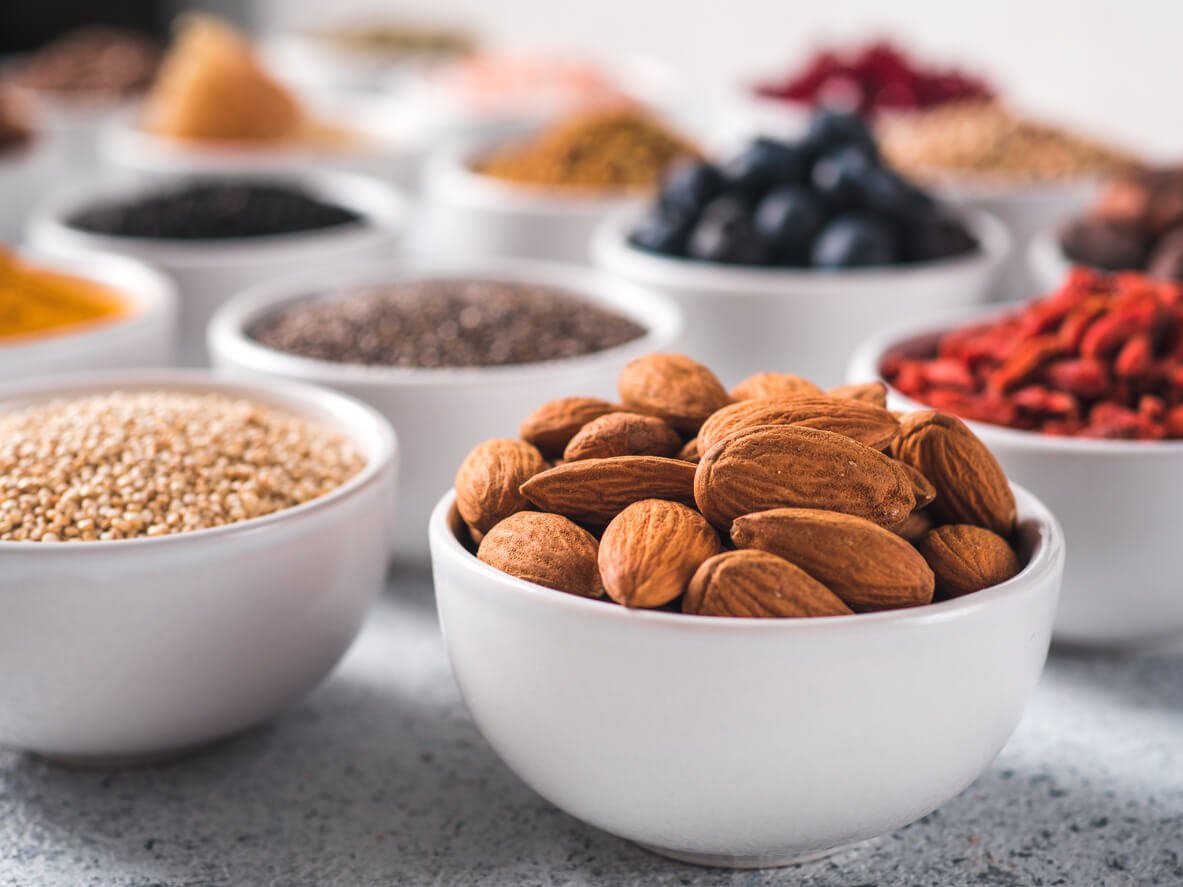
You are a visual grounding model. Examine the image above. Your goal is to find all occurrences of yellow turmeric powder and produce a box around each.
[0,248,128,342]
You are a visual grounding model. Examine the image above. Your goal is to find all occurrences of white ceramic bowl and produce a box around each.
[208,257,683,563]
[26,168,406,367]
[849,310,1183,648]
[0,370,397,763]
[592,207,1009,388]
[429,485,1063,867]
[1028,225,1078,294]
[0,135,57,242]
[6,85,139,173]
[0,249,176,378]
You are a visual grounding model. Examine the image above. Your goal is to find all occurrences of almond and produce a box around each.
[599,499,722,607]
[677,437,700,463]
[892,411,1016,536]
[730,372,822,401]
[478,512,604,598]
[683,550,852,618]
[893,510,935,544]
[917,524,1021,599]
[455,438,547,534]
[563,411,681,461]
[898,461,937,509]
[520,455,696,525]
[519,397,617,457]
[697,395,900,452]
[618,353,731,434]
[695,425,915,530]
[827,381,888,407]
[732,507,935,611]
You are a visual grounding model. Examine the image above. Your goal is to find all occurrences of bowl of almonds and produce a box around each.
[429,352,1064,868]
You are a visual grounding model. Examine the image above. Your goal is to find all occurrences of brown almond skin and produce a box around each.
[893,510,935,544]
[917,524,1021,599]
[697,396,901,453]
[599,499,722,607]
[519,397,617,457]
[892,412,1017,536]
[521,455,696,525]
[730,372,822,401]
[695,425,915,531]
[677,437,700,463]
[563,411,682,461]
[732,507,935,611]
[898,462,937,509]
[684,550,852,618]
[827,381,888,407]
[455,438,547,534]
[618,353,731,434]
[479,512,604,598]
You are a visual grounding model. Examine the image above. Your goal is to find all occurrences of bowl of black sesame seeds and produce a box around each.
[207,256,683,562]
[26,167,407,366]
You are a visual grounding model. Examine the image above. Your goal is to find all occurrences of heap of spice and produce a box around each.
[452,353,1024,617]
[878,101,1139,185]
[248,279,645,367]
[476,106,697,191]
[0,248,127,343]
[0,87,33,154]
[0,391,363,542]
[884,268,1183,439]
[67,181,362,241]
[1061,166,1183,281]
[754,40,993,117]
[4,27,161,102]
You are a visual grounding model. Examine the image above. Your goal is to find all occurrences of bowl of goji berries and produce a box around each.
[849,266,1183,648]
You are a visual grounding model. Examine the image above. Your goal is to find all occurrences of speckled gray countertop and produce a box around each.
[2,568,1180,887]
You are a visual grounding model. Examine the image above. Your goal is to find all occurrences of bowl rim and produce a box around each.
[25,166,407,268]
[590,204,1012,293]
[206,254,684,388]
[0,369,398,553]
[847,302,1183,455]
[428,483,1064,632]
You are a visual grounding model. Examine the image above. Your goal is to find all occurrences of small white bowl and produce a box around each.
[592,207,1010,388]
[429,485,1063,867]
[0,249,176,378]
[419,132,650,263]
[26,168,406,367]
[0,135,58,242]
[6,85,140,172]
[849,310,1183,648]
[208,257,682,563]
[0,370,397,763]
[1028,225,1078,294]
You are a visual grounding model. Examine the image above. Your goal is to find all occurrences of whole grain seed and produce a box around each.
[247,280,646,368]
[0,391,363,542]
[6,27,161,100]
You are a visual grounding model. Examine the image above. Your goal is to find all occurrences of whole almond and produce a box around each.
[898,462,937,509]
[563,411,682,461]
[917,524,1021,599]
[697,396,900,453]
[893,510,935,544]
[519,397,617,457]
[732,507,935,611]
[892,412,1016,536]
[695,425,915,530]
[827,381,888,407]
[677,437,701,463]
[730,372,822,401]
[618,353,731,434]
[521,455,696,525]
[478,512,604,598]
[455,438,547,534]
[684,550,852,618]
[599,499,722,607]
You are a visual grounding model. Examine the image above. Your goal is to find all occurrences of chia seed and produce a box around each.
[247,279,647,368]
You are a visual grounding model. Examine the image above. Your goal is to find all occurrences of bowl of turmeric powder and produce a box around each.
[0,247,176,378]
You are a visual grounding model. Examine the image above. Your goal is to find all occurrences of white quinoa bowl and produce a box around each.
[25,167,406,367]
[207,257,682,563]
[0,370,397,763]
[591,206,1009,389]
[428,484,1063,868]
[0,249,177,379]
[849,310,1183,648]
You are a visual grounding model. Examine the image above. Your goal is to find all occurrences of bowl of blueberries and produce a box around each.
[592,110,1010,387]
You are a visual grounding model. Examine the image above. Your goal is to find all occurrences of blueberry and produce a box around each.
[659,160,725,218]
[811,213,901,268]
[687,196,770,265]
[630,210,694,256]
[811,146,874,212]
[905,213,978,263]
[753,185,829,262]
[723,137,809,197]
[803,109,878,160]
[860,167,937,224]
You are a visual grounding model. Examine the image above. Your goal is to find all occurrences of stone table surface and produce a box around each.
[1,567,1181,887]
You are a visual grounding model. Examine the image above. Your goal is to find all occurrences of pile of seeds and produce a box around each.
[0,87,32,153]
[247,280,646,368]
[5,27,161,100]
[0,391,364,542]
[67,182,362,241]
